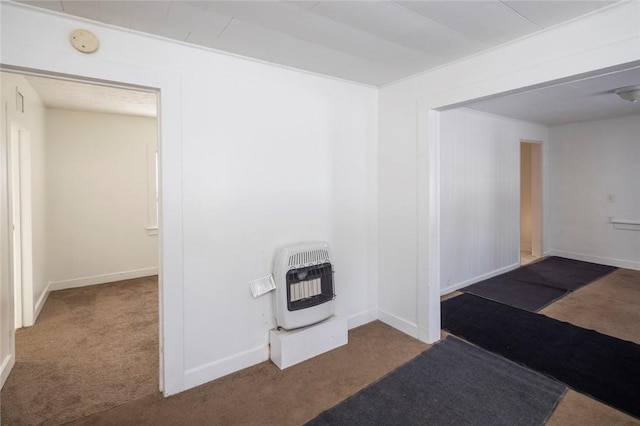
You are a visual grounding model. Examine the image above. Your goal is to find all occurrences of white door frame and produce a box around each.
[8,122,34,328]
[0,64,180,395]
[530,141,543,258]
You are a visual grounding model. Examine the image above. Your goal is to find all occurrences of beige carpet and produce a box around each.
[71,321,429,425]
[541,268,640,345]
[2,269,640,425]
[0,276,159,425]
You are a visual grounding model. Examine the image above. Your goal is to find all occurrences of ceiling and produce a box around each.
[467,67,640,126]
[24,74,158,117]
[17,0,617,86]
[12,1,639,125]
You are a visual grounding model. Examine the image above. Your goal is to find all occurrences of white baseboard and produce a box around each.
[440,262,521,296]
[377,309,418,339]
[183,345,269,390]
[1,353,15,390]
[347,309,378,330]
[180,309,377,393]
[49,267,159,291]
[33,281,51,323]
[547,250,639,271]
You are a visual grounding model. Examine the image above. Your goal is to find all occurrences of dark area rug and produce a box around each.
[442,293,640,419]
[307,337,566,426]
[463,256,616,311]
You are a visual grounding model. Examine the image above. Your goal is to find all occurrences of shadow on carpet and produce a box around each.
[307,336,565,426]
[463,256,616,311]
[442,293,640,419]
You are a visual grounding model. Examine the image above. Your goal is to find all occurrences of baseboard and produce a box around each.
[1,353,15,390]
[440,262,521,296]
[183,345,269,390]
[347,309,378,330]
[377,309,418,339]
[33,281,51,323]
[547,250,640,271]
[49,267,159,291]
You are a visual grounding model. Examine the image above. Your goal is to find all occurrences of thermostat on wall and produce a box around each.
[71,29,99,54]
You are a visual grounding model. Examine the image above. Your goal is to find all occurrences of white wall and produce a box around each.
[439,109,547,294]
[0,72,48,384]
[0,3,378,394]
[378,2,640,341]
[46,109,158,288]
[0,73,48,316]
[547,114,640,270]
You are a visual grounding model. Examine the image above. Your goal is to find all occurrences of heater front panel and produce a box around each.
[285,263,334,311]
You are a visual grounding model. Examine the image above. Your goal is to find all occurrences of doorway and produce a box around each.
[520,141,542,265]
[1,69,164,422]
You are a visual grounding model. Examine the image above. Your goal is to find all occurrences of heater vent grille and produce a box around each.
[288,249,330,268]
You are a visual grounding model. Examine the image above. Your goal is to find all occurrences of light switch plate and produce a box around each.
[250,274,276,298]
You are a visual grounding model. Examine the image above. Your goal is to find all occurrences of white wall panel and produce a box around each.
[547,114,640,269]
[1,3,378,394]
[439,109,547,293]
[378,1,639,342]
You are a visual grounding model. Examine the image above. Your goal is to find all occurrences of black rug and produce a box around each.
[442,293,640,419]
[307,337,565,426]
[463,257,616,311]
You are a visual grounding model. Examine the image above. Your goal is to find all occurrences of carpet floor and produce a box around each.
[541,268,640,345]
[0,276,159,425]
[463,256,617,312]
[308,336,566,426]
[2,268,639,425]
[442,293,640,419]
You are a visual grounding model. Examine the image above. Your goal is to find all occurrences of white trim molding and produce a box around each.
[0,353,15,389]
[33,281,51,323]
[347,309,378,330]
[440,262,521,296]
[49,267,159,291]
[547,250,639,271]
[377,309,418,338]
[183,345,269,390]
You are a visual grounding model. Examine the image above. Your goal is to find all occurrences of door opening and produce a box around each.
[1,68,163,401]
[520,141,542,265]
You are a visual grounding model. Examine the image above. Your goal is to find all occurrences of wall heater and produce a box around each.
[272,242,335,330]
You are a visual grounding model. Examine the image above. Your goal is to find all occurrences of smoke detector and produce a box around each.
[70,29,99,54]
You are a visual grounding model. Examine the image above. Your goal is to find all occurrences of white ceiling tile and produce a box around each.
[396,20,487,60]
[17,1,64,13]
[61,1,132,28]
[117,1,172,23]
[193,1,428,67]
[165,2,232,43]
[567,67,640,94]
[209,18,416,85]
[286,1,322,12]
[469,67,640,125]
[395,0,540,45]
[309,1,426,42]
[502,1,613,27]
